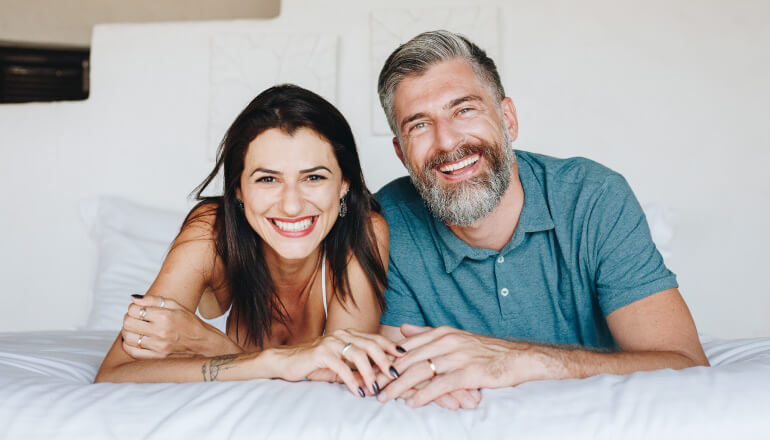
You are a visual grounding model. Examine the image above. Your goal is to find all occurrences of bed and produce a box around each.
[1,196,769,439]
[1,330,769,439]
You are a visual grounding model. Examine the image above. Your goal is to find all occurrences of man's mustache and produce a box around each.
[423,144,489,172]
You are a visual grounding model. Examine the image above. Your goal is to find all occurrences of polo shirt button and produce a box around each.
[500,287,509,297]
[497,256,504,264]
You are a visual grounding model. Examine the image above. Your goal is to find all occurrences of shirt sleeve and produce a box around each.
[587,175,678,316]
[379,255,427,327]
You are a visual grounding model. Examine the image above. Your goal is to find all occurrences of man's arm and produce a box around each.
[378,288,708,407]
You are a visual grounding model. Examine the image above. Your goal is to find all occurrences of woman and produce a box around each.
[95,85,399,397]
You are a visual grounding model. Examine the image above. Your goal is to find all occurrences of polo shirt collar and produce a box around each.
[432,153,555,273]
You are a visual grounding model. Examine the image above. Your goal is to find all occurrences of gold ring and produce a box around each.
[427,358,437,377]
[137,335,144,348]
[159,296,166,308]
[139,307,147,320]
[341,343,354,358]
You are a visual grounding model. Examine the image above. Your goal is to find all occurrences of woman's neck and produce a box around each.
[262,245,322,301]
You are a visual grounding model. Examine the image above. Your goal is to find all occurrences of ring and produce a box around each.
[137,335,144,348]
[427,358,437,377]
[159,296,166,308]
[341,343,354,357]
[139,307,147,320]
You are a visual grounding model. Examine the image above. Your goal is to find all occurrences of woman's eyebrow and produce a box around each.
[249,167,279,177]
[300,166,332,174]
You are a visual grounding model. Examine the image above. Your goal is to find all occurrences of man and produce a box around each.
[373,30,709,410]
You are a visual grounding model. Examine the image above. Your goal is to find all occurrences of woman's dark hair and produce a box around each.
[186,84,386,348]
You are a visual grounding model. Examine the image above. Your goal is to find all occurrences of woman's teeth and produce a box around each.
[439,154,479,173]
[272,217,314,232]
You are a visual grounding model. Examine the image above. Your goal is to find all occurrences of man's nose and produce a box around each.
[433,118,463,153]
[280,183,304,216]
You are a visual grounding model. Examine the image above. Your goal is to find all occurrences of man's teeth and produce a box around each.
[438,155,479,173]
[273,218,314,232]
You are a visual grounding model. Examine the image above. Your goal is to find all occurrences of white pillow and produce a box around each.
[80,196,187,330]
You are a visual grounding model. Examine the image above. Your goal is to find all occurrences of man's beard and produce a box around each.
[404,130,516,226]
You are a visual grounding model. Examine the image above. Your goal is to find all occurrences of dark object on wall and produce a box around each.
[0,42,89,103]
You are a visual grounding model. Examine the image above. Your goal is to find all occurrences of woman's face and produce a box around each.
[237,127,349,261]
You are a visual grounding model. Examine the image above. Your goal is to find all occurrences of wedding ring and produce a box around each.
[139,307,147,320]
[137,335,144,348]
[427,358,437,377]
[341,343,354,358]
[159,296,166,308]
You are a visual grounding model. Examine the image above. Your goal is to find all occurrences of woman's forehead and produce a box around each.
[244,127,340,171]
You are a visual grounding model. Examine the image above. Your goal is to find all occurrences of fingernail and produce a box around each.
[463,398,476,409]
[389,366,400,379]
[358,387,365,398]
[131,294,144,299]
[406,399,416,407]
[396,345,406,353]
[372,381,380,395]
[377,392,388,402]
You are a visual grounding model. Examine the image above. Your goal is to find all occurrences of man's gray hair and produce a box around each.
[377,30,506,137]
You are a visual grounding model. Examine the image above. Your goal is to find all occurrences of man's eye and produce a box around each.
[256,176,275,183]
[458,107,473,115]
[410,122,427,132]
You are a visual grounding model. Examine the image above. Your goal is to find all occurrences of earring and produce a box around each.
[236,199,244,210]
[338,197,348,218]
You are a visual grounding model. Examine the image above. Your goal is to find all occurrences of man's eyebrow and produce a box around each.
[400,112,428,132]
[445,95,483,110]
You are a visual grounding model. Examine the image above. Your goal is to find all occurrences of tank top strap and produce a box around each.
[321,253,328,319]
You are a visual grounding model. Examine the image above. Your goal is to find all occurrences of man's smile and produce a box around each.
[434,153,482,181]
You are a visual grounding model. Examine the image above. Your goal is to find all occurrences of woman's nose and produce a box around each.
[280,183,304,216]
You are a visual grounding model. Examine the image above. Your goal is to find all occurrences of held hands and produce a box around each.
[121,295,241,359]
[377,324,539,408]
[268,329,404,398]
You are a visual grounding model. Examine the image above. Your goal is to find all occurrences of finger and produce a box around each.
[397,325,455,352]
[435,393,462,410]
[407,370,469,408]
[122,340,164,359]
[346,330,405,358]
[449,389,479,410]
[470,388,482,403]
[306,368,338,383]
[122,315,153,335]
[126,303,158,322]
[324,353,365,398]
[343,335,398,383]
[378,357,435,402]
[399,323,433,338]
[392,340,454,376]
[132,294,182,310]
[343,344,378,395]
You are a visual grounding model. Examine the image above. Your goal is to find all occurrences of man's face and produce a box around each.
[391,58,518,226]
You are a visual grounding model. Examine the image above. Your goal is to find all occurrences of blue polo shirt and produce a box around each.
[376,150,677,350]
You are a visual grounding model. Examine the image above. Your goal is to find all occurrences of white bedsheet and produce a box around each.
[0,331,769,439]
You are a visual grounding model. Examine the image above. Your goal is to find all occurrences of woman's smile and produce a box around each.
[268,215,318,237]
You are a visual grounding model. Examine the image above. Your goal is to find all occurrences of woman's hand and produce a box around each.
[121,295,241,359]
[269,329,404,397]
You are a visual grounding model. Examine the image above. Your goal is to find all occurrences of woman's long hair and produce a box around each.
[186,84,386,348]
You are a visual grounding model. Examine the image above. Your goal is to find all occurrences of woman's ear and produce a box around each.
[339,180,350,199]
[235,187,242,201]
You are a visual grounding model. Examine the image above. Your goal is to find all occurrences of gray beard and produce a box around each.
[405,131,516,226]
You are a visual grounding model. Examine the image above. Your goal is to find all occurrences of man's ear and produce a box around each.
[392,137,406,166]
[501,97,519,143]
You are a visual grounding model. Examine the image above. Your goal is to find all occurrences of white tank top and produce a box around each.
[197,255,328,334]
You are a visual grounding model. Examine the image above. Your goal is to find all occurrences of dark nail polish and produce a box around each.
[389,366,400,379]
[396,345,407,353]
[358,387,365,398]
[373,381,380,395]
[131,294,144,299]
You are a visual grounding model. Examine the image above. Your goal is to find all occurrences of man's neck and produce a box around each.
[447,164,524,252]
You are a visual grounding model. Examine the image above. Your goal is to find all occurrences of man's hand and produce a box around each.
[377,324,540,408]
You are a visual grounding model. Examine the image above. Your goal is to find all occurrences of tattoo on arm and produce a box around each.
[201,354,238,382]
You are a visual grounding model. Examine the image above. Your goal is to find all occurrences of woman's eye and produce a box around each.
[306,174,326,182]
[256,176,275,183]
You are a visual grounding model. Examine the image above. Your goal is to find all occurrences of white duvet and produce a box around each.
[1,331,769,439]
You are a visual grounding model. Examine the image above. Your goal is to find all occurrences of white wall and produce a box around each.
[0,0,768,338]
